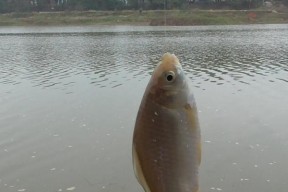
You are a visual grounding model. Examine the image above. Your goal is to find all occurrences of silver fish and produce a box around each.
[133,53,201,192]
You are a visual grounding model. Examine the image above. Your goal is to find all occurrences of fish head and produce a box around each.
[147,53,189,108]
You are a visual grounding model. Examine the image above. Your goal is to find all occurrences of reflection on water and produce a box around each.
[0,25,288,192]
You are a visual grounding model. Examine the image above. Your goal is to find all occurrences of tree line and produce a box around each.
[0,0,287,13]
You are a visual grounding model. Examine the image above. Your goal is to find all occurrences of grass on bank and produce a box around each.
[0,9,288,26]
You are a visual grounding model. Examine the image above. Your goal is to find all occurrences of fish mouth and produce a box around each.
[160,82,184,93]
[161,84,176,90]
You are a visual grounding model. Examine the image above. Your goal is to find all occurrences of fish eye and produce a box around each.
[165,71,175,82]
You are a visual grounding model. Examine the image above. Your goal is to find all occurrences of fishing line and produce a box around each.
[163,0,168,53]
[164,0,167,35]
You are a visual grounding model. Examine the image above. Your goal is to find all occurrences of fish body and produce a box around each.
[133,53,201,192]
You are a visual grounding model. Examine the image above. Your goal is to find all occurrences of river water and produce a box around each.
[0,24,288,192]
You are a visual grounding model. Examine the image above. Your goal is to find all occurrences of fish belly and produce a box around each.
[133,101,200,192]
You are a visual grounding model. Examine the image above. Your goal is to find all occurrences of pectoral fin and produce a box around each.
[132,145,151,192]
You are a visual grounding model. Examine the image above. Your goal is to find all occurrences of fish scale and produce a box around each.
[133,53,201,192]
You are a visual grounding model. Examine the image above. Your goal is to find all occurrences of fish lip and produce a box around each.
[160,85,175,90]
[160,83,184,92]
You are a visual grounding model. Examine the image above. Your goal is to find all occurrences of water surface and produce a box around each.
[0,24,288,192]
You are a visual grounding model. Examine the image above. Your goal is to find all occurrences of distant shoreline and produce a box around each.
[0,10,288,26]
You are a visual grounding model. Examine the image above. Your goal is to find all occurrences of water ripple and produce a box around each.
[0,25,287,94]
[0,25,288,192]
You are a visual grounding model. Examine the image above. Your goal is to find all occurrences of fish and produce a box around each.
[132,53,201,192]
